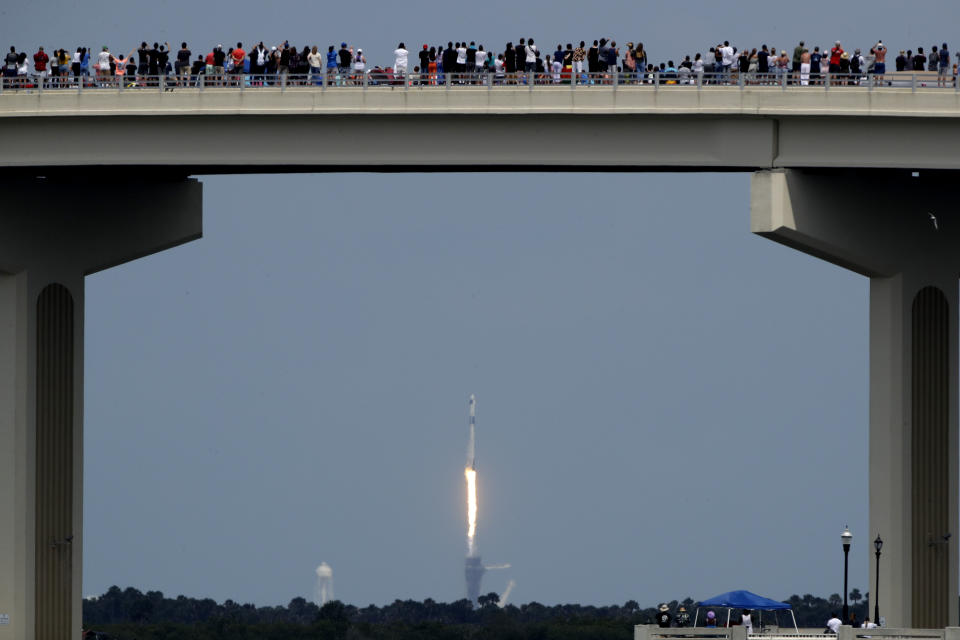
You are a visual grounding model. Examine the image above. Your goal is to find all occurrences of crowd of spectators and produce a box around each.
[2,37,956,88]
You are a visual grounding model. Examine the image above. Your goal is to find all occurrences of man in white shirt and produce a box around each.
[863,617,878,629]
[455,42,467,73]
[525,37,538,72]
[394,43,408,78]
[720,40,735,81]
[475,46,487,73]
[741,611,753,634]
[826,614,842,634]
[97,46,113,79]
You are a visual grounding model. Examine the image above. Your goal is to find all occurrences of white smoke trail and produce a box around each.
[498,580,516,608]
[314,562,334,605]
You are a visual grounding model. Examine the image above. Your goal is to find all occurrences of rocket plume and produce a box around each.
[465,467,478,557]
[465,393,478,558]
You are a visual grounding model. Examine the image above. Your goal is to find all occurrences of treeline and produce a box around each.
[83,586,870,640]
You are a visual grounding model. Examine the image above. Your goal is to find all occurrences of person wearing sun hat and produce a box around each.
[657,603,672,628]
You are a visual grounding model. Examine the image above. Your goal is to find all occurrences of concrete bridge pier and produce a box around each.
[752,169,960,629]
[0,178,202,640]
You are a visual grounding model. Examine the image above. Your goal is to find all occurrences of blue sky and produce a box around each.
[6,0,958,609]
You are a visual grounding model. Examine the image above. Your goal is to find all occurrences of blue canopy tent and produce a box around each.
[694,590,797,632]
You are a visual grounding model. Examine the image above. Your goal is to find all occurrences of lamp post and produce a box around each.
[841,526,852,622]
[874,534,883,625]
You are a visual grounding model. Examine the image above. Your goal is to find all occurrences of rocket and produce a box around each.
[466,394,476,470]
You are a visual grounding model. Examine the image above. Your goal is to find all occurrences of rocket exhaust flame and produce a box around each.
[465,467,478,557]
[465,393,478,557]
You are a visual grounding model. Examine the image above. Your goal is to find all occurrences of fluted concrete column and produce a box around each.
[752,169,960,628]
[0,178,202,640]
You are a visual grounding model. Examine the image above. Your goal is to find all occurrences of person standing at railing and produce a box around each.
[113,49,135,87]
[656,604,672,628]
[938,43,950,87]
[741,610,753,634]
[756,45,769,82]
[873,41,887,86]
[928,45,939,72]
[825,613,842,634]
[525,38,538,73]
[136,43,148,82]
[308,46,323,86]
[693,53,704,84]
[454,41,466,76]
[5,46,21,85]
[352,48,365,83]
[232,44,246,86]
[896,49,907,71]
[799,48,811,86]
[851,49,863,84]
[720,41,735,83]
[791,41,805,80]
[465,42,476,80]
[324,45,336,84]
[394,43,408,82]
[337,43,352,84]
[418,45,430,83]
[912,47,926,71]
[829,41,843,75]
[278,44,291,81]
[176,43,191,87]
[70,47,82,83]
[33,46,48,88]
[606,41,618,82]
[776,49,789,81]
[432,45,442,84]
[476,45,488,78]
[96,46,113,85]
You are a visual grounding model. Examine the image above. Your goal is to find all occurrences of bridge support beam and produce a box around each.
[0,178,202,640]
[752,169,960,629]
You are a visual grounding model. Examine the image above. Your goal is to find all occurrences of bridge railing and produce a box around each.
[636,625,960,640]
[1,71,957,93]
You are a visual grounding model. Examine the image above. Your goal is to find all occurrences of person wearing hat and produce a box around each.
[873,40,887,85]
[418,44,430,81]
[338,42,352,77]
[656,603,672,628]
[705,610,718,628]
[352,48,365,83]
[829,40,843,74]
[676,606,690,627]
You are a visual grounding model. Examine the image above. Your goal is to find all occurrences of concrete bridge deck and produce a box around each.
[1,85,959,172]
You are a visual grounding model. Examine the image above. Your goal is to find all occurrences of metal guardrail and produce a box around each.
[635,625,960,640]
[0,71,957,93]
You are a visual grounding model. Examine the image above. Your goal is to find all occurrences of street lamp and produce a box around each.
[874,534,883,625]
[841,526,852,622]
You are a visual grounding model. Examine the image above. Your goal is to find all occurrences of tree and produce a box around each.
[477,592,500,608]
[849,589,862,605]
[828,593,842,609]
[318,600,347,622]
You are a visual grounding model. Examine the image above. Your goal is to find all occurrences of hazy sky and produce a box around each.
[5,0,960,611]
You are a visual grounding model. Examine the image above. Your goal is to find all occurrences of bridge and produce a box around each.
[0,83,958,639]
